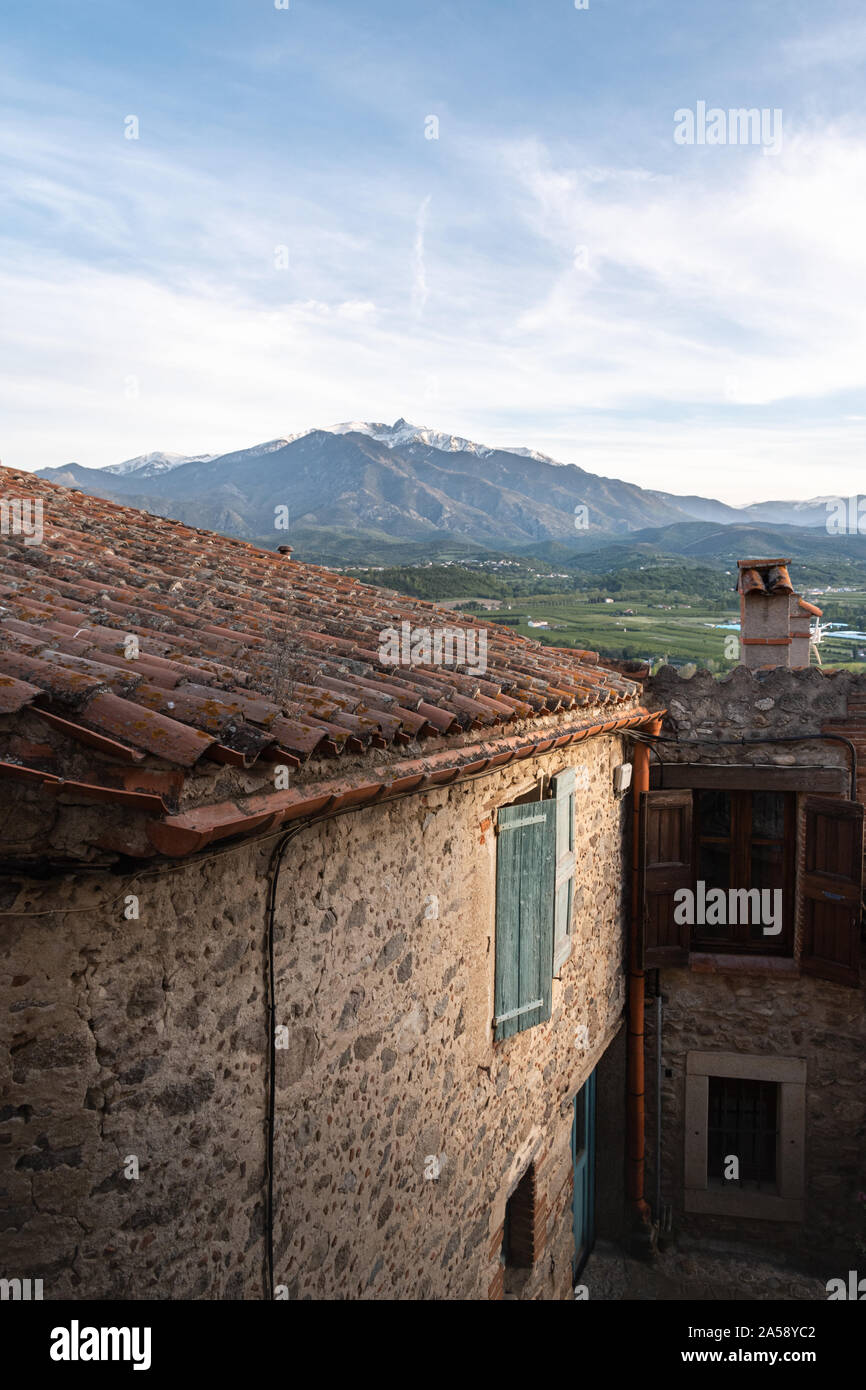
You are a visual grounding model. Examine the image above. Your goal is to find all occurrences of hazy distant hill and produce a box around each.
[607,520,866,565]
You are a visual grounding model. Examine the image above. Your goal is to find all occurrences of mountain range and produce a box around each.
[35,419,855,561]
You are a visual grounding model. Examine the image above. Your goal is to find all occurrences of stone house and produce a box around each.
[0,467,656,1300]
[3,487,862,1301]
[641,559,865,1275]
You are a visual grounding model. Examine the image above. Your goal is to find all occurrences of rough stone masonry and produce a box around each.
[1,733,631,1299]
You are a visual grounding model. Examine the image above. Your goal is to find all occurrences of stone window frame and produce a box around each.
[684,1051,806,1222]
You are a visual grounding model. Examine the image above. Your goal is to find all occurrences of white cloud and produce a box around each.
[3,57,866,505]
[499,126,866,408]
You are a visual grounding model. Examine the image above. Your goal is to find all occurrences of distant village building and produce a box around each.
[450,598,502,612]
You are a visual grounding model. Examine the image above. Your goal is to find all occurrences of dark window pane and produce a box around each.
[697,790,731,837]
[751,843,784,890]
[699,841,730,890]
[752,792,785,839]
[690,791,792,956]
[707,1077,778,1190]
[748,846,784,939]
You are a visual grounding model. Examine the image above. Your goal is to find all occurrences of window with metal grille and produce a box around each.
[706,1076,779,1191]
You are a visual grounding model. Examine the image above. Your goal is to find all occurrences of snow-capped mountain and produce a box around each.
[104,439,298,477]
[505,444,565,466]
[104,451,217,477]
[35,419,855,549]
[322,418,497,459]
[87,420,613,477]
[321,419,569,468]
[224,437,301,457]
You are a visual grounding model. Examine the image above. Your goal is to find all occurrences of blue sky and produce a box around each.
[3,0,866,502]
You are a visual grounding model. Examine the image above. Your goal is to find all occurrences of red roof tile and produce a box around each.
[0,673,42,713]
[0,466,646,858]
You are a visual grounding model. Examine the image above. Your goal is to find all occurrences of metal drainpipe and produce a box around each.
[627,715,662,1241]
[655,992,663,1223]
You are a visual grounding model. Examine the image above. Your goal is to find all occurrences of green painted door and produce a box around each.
[572,1068,597,1275]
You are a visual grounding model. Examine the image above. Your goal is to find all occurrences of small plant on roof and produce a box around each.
[252,628,302,710]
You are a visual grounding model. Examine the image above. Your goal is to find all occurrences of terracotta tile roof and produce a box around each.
[797,597,823,618]
[0,467,648,858]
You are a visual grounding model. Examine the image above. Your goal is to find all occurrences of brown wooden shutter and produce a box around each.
[801,796,863,986]
[640,789,693,967]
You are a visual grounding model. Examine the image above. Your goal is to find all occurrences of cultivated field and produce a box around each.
[473,591,866,673]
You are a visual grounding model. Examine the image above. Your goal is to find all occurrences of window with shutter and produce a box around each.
[692,790,794,954]
[493,799,557,1041]
[552,768,576,972]
[639,789,693,967]
[801,796,863,986]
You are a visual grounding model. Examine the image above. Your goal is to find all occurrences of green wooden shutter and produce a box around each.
[553,768,577,972]
[494,799,557,1041]
[801,796,863,986]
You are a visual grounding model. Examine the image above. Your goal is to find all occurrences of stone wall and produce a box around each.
[1,848,272,1299]
[647,662,859,754]
[645,967,865,1273]
[1,731,634,1300]
[269,733,631,1299]
[642,664,866,1273]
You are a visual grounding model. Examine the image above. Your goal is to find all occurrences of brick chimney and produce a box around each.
[737,558,821,669]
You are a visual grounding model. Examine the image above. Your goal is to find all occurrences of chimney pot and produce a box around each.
[736,557,819,670]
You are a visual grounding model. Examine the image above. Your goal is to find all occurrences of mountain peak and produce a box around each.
[322,419,496,459]
[34,422,844,549]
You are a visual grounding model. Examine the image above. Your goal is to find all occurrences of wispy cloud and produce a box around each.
[782,19,866,70]
[411,195,432,317]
